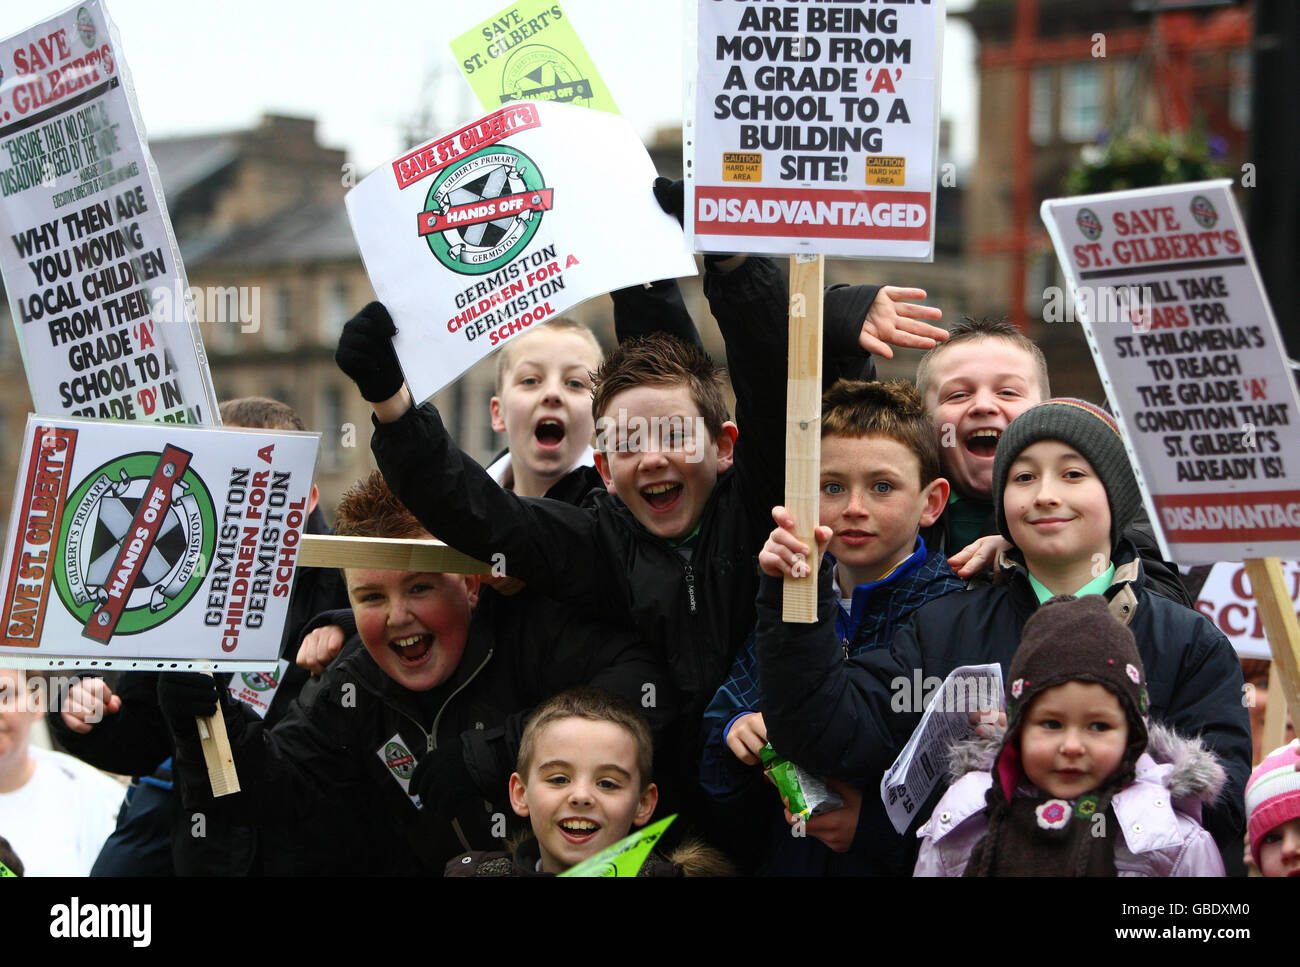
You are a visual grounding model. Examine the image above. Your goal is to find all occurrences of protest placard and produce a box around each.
[688,0,943,259]
[1042,181,1300,563]
[1194,561,1300,662]
[0,415,318,670]
[0,1,217,424]
[451,0,617,114]
[345,100,696,403]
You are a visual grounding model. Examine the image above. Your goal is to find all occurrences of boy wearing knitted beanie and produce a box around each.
[1246,739,1300,876]
[915,595,1225,876]
[756,399,1252,873]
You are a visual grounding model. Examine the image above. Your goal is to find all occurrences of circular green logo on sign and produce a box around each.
[500,45,591,108]
[1190,195,1218,229]
[55,452,215,635]
[1076,207,1103,241]
[423,146,546,276]
[76,7,96,48]
[385,742,416,779]
[241,667,281,692]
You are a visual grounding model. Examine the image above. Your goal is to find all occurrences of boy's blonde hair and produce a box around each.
[516,686,653,789]
[915,317,1051,403]
[821,379,941,486]
[493,317,603,395]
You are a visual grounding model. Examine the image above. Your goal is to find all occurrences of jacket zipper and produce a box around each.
[430,647,495,851]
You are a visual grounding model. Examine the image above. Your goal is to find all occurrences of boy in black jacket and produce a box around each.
[757,399,1251,874]
[158,471,673,874]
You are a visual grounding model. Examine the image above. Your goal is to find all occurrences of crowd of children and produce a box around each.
[8,224,1295,878]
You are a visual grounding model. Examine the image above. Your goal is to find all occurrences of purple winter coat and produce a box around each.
[914,723,1227,877]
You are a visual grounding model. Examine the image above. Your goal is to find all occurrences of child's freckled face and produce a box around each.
[594,385,736,541]
[508,717,657,874]
[347,566,479,692]
[1259,817,1300,877]
[1019,681,1129,799]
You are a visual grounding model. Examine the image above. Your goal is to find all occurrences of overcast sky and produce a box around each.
[0,0,977,174]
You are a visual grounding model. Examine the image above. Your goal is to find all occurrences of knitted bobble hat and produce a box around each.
[1245,739,1300,869]
[992,399,1143,549]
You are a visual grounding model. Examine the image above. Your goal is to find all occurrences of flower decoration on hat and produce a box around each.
[1125,663,1141,684]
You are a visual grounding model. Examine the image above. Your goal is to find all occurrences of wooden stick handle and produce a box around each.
[782,254,824,623]
[1243,557,1300,737]
[197,671,240,798]
[297,534,490,574]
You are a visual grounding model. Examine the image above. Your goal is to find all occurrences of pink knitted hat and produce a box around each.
[1245,739,1300,867]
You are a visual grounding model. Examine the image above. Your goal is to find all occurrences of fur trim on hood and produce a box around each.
[944,722,1225,802]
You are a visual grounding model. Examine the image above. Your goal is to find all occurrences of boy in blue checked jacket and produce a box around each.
[700,380,964,874]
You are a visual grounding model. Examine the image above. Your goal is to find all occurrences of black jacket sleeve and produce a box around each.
[756,564,920,782]
[46,672,173,777]
[611,278,702,348]
[371,404,613,616]
[1124,518,1192,607]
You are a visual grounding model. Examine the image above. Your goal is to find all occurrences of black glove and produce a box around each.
[157,673,221,720]
[335,301,404,403]
[653,176,684,227]
[409,741,478,819]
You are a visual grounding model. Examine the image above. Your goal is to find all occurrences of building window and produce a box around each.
[319,385,344,471]
[1061,63,1102,142]
[1229,50,1251,131]
[1030,67,1054,145]
[265,285,291,349]
[1112,59,1140,130]
[322,279,349,344]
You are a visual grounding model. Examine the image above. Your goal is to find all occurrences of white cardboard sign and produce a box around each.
[688,0,943,260]
[1042,181,1300,562]
[1194,561,1300,662]
[345,100,697,404]
[0,1,217,424]
[0,416,318,670]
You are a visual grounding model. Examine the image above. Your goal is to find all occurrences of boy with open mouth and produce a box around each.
[157,472,672,874]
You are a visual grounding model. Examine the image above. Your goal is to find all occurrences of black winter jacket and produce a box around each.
[756,542,1251,874]
[166,586,674,875]
[372,258,878,727]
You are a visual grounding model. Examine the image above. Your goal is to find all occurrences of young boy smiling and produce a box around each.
[755,399,1252,873]
[158,472,671,874]
[700,380,964,874]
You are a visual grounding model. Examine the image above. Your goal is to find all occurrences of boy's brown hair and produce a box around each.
[915,316,1051,402]
[219,396,307,431]
[516,686,654,789]
[821,379,942,486]
[591,333,729,442]
[494,317,604,394]
[333,470,427,540]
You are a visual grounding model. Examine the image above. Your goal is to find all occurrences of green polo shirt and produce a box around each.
[1027,564,1116,604]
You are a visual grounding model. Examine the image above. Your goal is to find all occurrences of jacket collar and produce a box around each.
[994,539,1145,626]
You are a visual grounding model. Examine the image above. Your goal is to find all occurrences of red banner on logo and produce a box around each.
[82,444,192,643]
[392,104,541,190]
[417,189,554,236]
[2,427,77,649]
[693,186,931,241]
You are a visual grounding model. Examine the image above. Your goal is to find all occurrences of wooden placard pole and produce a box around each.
[1243,557,1300,749]
[197,676,240,797]
[783,254,824,623]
